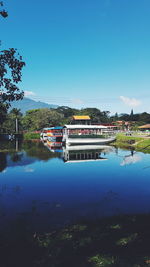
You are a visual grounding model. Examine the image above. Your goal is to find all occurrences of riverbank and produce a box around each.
[1,132,150,153]
[113,133,150,153]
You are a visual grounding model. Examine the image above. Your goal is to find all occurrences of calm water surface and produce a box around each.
[0,140,150,233]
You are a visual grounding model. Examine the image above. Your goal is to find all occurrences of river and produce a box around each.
[0,140,150,234]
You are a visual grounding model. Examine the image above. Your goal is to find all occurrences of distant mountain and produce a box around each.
[9,98,58,114]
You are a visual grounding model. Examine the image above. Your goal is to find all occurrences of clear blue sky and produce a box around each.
[1,0,150,114]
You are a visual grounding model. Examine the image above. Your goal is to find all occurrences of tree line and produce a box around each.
[0,1,25,128]
[1,106,150,133]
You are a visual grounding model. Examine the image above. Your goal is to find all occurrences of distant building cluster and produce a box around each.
[69,115,150,132]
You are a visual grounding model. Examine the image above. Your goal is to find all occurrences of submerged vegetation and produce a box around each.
[1,214,150,266]
[32,214,150,266]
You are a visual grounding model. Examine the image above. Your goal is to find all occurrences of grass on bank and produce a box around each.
[113,134,143,147]
[135,138,150,153]
[113,133,150,153]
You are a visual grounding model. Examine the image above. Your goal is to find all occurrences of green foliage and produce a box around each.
[116,233,138,246]
[119,112,150,123]
[33,214,150,266]
[55,107,111,123]
[1,108,23,133]
[0,102,7,127]
[10,108,22,117]
[0,2,25,125]
[3,104,150,133]
[22,108,64,130]
[56,106,78,118]
[110,224,121,230]
[0,48,25,104]
[23,132,40,140]
[111,112,119,122]
[88,255,115,266]
[76,108,110,123]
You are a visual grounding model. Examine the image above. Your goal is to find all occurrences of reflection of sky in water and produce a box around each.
[24,167,35,173]
[120,154,142,166]
[0,145,150,232]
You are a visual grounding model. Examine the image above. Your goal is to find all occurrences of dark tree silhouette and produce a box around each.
[0,48,25,103]
[0,2,25,125]
[0,152,7,172]
[0,102,7,124]
[0,1,8,18]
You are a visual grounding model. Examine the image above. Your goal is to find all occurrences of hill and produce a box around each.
[9,98,58,114]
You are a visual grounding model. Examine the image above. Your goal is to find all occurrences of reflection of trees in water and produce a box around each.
[22,141,62,161]
[10,152,23,162]
[0,153,7,172]
[0,151,24,172]
[0,140,22,152]
[0,141,62,171]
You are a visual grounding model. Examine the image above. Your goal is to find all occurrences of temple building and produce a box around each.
[70,115,91,125]
[138,124,150,131]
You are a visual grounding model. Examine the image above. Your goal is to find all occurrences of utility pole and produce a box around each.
[15,117,18,134]
[0,90,3,102]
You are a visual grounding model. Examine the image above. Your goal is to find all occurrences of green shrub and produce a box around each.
[23,132,40,140]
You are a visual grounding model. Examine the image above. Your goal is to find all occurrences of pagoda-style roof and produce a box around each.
[72,115,91,120]
[138,124,150,129]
